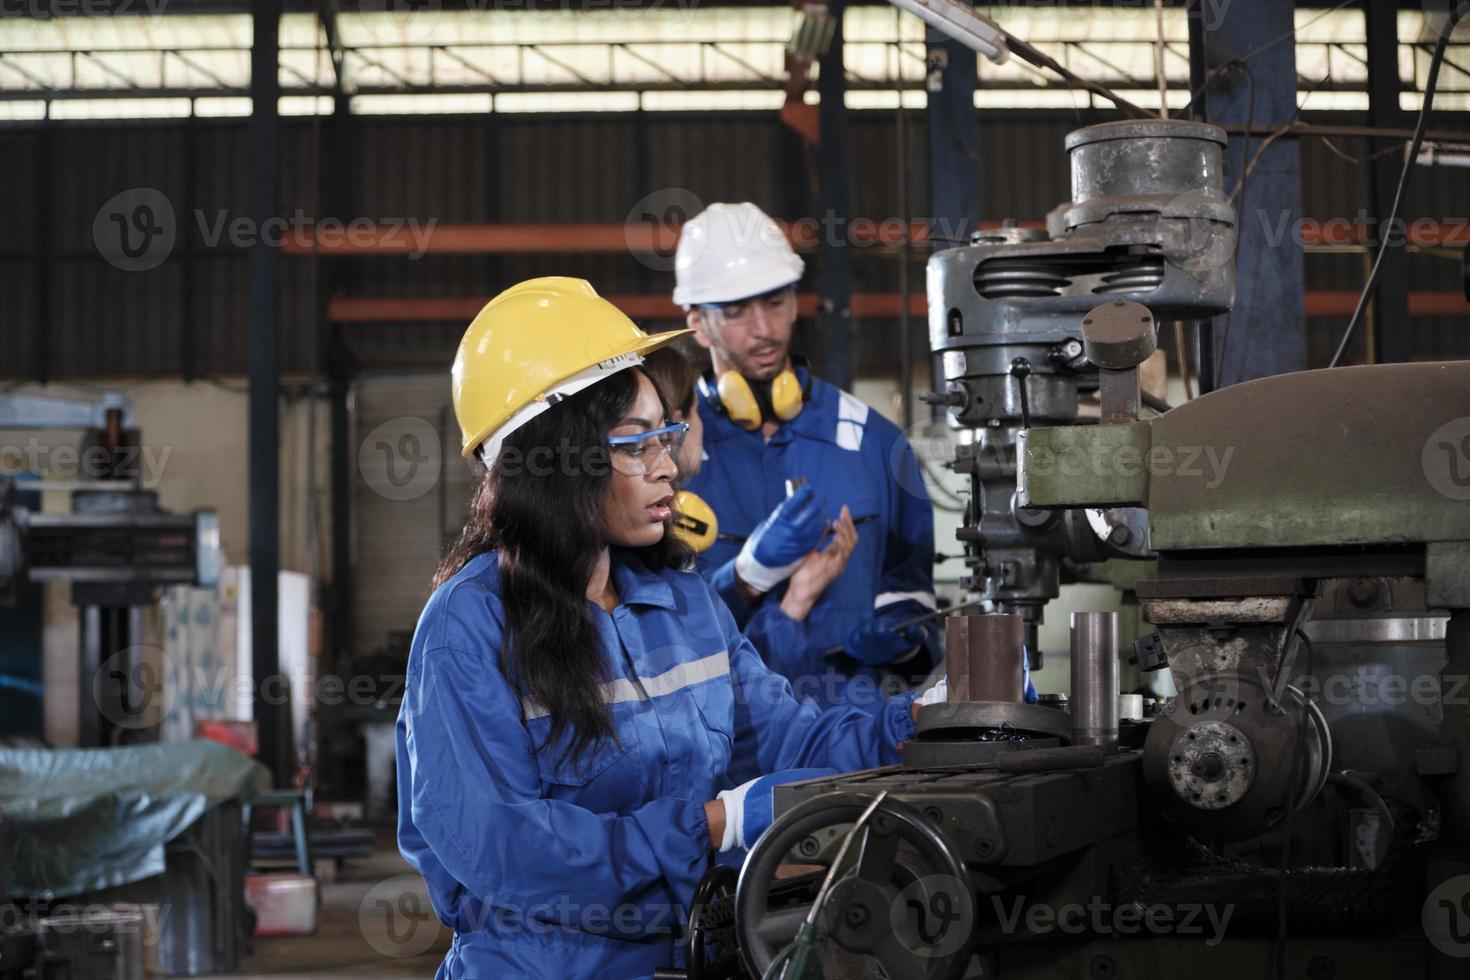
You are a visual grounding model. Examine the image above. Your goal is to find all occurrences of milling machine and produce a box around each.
[697,119,1470,980]
[0,392,220,746]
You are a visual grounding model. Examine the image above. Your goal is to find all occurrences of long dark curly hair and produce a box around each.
[435,367,693,772]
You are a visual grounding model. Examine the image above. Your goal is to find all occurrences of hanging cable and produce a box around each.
[1272,628,1315,980]
[1327,29,1453,368]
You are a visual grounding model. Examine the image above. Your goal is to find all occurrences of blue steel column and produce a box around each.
[818,0,852,390]
[926,1,979,409]
[926,8,979,245]
[1366,0,1410,364]
[249,0,286,786]
[1196,0,1306,384]
[1188,4,1216,393]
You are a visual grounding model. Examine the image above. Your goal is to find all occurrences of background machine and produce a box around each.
[705,119,1470,980]
[0,393,220,746]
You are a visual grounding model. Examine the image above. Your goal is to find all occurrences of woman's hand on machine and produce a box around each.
[707,768,840,852]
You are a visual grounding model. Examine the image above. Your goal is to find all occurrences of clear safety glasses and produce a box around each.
[607,421,689,476]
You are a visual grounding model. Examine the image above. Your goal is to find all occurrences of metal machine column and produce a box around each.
[925,0,979,249]
[926,0,980,408]
[249,0,287,786]
[1366,0,1411,364]
[817,0,852,391]
[1195,0,1305,383]
[1187,2,1215,393]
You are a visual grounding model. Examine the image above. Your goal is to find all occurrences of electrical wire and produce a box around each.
[1327,29,1453,368]
[998,32,1155,119]
[1215,66,1334,384]
[1274,628,1316,980]
[1228,68,1335,208]
[1317,135,1362,164]
[1179,0,1356,118]
[1208,60,1254,386]
[1183,0,1359,383]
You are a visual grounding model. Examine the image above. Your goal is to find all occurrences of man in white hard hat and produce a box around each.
[674,202,939,710]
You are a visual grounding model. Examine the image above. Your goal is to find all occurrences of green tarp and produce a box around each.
[0,739,270,898]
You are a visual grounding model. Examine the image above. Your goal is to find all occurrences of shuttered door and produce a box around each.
[352,372,475,660]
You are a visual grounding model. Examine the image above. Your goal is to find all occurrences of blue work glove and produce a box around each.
[1022,645,1038,703]
[733,484,826,594]
[843,603,928,667]
[715,768,838,852]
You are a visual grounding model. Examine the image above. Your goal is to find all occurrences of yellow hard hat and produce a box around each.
[451,277,693,459]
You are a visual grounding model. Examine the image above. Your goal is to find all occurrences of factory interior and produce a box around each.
[1,0,1469,977]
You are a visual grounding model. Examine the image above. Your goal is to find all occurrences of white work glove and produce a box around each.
[918,677,948,706]
[714,768,838,852]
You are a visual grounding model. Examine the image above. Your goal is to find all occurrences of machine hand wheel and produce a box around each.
[734,792,973,980]
[686,863,741,980]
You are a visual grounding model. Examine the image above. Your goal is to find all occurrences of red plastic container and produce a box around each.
[243,873,317,937]
[196,719,259,757]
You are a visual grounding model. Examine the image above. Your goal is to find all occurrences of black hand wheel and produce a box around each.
[687,863,741,980]
[734,792,973,980]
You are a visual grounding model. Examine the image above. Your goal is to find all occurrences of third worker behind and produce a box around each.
[672,201,940,710]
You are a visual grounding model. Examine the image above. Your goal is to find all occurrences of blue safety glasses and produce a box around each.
[607,421,689,476]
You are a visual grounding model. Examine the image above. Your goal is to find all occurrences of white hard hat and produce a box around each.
[671,202,805,307]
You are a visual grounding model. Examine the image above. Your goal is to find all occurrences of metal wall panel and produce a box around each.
[1,109,1465,383]
[351,371,475,658]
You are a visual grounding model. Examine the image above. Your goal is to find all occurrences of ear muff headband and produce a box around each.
[671,490,718,552]
[706,355,813,431]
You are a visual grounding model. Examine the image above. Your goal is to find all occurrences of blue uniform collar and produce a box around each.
[609,550,677,610]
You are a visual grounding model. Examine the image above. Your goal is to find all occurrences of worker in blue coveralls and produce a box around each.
[641,344,860,659]
[672,202,941,711]
[395,277,942,979]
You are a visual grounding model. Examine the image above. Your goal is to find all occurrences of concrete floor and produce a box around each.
[202,830,450,979]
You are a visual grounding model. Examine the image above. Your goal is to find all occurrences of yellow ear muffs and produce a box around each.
[769,368,804,422]
[716,372,764,431]
[671,490,718,552]
[715,366,805,431]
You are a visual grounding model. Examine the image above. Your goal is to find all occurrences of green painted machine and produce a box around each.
[728,116,1470,980]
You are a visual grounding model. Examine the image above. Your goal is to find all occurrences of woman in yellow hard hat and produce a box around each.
[642,343,858,657]
[394,277,927,979]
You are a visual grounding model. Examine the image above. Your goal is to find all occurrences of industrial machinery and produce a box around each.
[712,119,1470,979]
[925,118,1235,665]
[0,392,220,746]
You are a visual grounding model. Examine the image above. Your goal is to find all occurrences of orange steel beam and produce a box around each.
[1295,220,1470,247]
[282,220,1060,256]
[1304,290,1470,317]
[284,219,1470,256]
[328,291,1466,323]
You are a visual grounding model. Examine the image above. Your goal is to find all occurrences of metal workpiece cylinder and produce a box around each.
[1070,611,1120,751]
[945,613,1025,702]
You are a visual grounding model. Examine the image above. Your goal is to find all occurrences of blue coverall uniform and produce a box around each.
[396,550,919,979]
[684,368,939,709]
